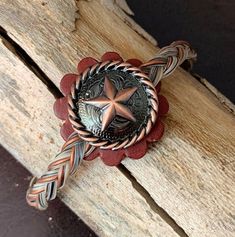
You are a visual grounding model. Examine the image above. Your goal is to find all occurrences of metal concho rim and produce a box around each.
[68,60,158,150]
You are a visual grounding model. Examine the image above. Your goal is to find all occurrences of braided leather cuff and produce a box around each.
[26,41,197,210]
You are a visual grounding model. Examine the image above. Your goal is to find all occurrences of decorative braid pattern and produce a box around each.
[26,132,94,210]
[26,41,196,210]
[141,41,197,86]
[68,61,158,150]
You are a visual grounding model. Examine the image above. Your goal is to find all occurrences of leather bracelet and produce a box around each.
[26,41,197,210]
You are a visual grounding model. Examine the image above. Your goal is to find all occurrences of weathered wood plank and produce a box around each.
[0,38,178,237]
[0,0,235,236]
[0,0,157,87]
[123,68,235,237]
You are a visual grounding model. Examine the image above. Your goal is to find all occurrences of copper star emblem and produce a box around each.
[83,76,137,131]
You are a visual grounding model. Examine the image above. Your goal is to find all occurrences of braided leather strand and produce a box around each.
[26,132,94,210]
[141,41,197,86]
[26,41,196,210]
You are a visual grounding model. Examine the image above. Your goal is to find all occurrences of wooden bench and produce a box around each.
[0,1,234,236]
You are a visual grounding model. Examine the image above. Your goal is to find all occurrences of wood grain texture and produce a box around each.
[196,75,235,115]
[0,38,178,237]
[101,0,157,46]
[0,0,235,236]
[123,69,235,237]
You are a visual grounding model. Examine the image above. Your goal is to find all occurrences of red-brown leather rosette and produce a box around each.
[53,52,169,166]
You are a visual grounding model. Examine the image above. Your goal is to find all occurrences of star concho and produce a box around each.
[68,61,158,150]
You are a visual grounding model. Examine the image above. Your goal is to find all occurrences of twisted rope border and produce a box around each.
[26,41,197,210]
[68,61,158,150]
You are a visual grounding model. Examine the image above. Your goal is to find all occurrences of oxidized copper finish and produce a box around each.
[83,76,137,131]
[68,61,158,150]
[27,41,197,211]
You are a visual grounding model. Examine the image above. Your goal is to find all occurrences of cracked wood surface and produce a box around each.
[0,37,178,237]
[0,0,235,236]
